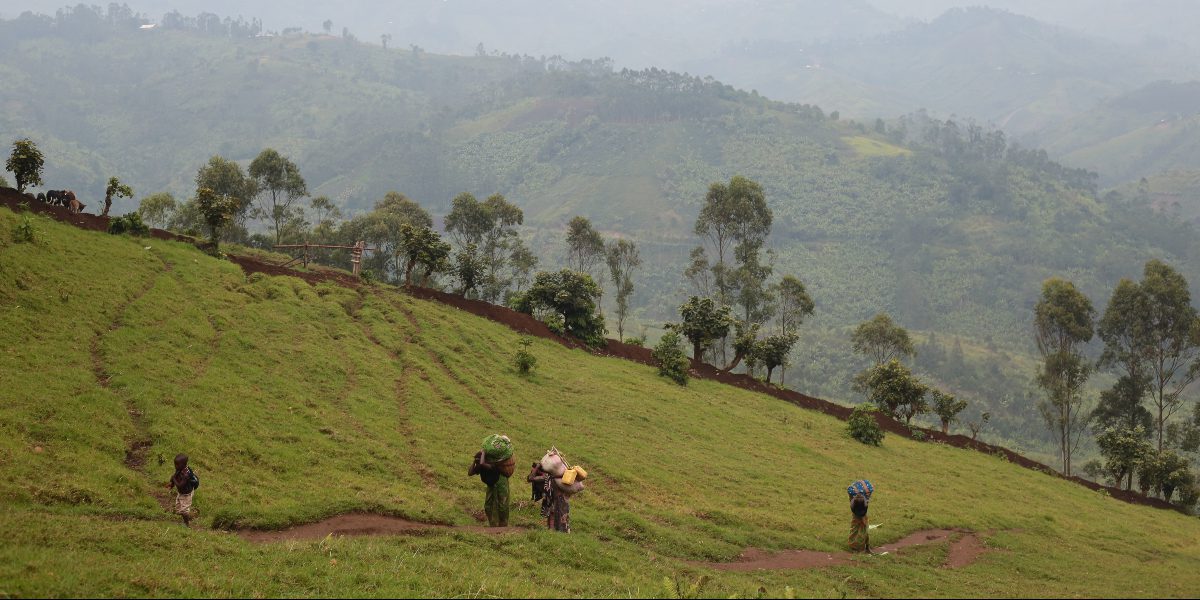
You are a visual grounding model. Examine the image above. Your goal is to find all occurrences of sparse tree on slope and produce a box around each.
[851,313,916,392]
[566,216,605,277]
[6,138,44,194]
[1098,260,1200,453]
[605,238,641,341]
[677,296,734,364]
[774,275,815,385]
[103,177,133,217]
[196,155,256,232]
[866,359,929,424]
[852,313,916,365]
[249,148,308,244]
[931,389,967,434]
[444,192,523,303]
[138,192,176,229]
[694,175,770,307]
[196,187,236,249]
[514,269,605,345]
[397,223,450,286]
[454,243,486,298]
[1034,277,1095,477]
[1096,425,1152,491]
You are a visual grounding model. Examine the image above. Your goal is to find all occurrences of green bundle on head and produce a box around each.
[482,434,513,461]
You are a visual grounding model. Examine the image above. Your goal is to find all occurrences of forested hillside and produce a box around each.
[2,7,1199,457]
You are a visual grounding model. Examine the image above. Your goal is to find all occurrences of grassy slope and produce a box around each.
[2,209,1199,598]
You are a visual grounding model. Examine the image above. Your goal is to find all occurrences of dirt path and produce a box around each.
[700,529,990,571]
[237,513,524,543]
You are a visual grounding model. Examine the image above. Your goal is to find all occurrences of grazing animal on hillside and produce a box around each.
[68,197,85,214]
[36,192,46,203]
[45,190,62,205]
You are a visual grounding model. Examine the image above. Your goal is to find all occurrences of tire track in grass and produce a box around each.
[166,257,224,391]
[89,256,169,469]
[88,252,172,508]
[383,294,504,422]
[349,290,458,485]
[395,367,439,489]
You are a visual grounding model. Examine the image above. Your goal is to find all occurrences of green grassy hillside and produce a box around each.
[2,206,1198,597]
[4,11,1200,464]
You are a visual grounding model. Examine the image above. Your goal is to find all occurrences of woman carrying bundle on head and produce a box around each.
[468,434,516,527]
[538,447,586,533]
[847,479,874,553]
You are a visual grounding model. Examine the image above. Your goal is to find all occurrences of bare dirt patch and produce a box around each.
[700,529,992,572]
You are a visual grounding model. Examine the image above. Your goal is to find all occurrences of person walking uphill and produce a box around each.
[468,434,516,527]
[538,447,586,533]
[164,453,200,526]
[847,479,874,553]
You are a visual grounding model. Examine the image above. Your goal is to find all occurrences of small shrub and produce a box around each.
[663,574,710,599]
[513,336,537,375]
[107,212,150,236]
[12,215,44,244]
[909,426,927,441]
[652,330,689,385]
[624,335,646,347]
[847,404,885,446]
[359,269,376,284]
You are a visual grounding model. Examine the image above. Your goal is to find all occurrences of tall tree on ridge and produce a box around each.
[1034,277,1095,477]
[249,148,308,244]
[605,238,641,341]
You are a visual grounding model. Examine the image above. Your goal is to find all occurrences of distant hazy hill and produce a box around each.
[706,7,1197,133]
[1022,80,1200,186]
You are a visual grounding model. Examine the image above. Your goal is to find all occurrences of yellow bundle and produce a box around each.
[561,465,588,485]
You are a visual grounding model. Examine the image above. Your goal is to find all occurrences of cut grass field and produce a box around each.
[1,205,1198,597]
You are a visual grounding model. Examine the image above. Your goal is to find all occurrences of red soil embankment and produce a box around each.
[0,188,1177,512]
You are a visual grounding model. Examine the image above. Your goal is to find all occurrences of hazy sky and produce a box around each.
[6,0,1197,57]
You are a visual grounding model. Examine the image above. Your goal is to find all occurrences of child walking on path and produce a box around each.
[164,453,199,526]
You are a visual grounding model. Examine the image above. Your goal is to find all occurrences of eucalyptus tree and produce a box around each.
[195,155,256,232]
[605,238,641,340]
[138,192,176,228]
[566,216,605,276]
[774,275,815,385]
[1099,260,1200,452]
[444,192,523,303]
[249,148,308,244]
[1034,277,1096,476]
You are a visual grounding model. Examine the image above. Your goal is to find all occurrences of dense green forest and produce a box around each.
[3,6,1199,460]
